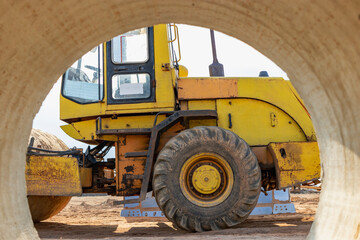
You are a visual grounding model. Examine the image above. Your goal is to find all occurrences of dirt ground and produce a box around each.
[35,192,319,240]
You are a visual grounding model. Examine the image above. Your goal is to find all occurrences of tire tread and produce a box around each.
[153,126,261,232]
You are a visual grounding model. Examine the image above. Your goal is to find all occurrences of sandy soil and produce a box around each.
[35,192,319,240]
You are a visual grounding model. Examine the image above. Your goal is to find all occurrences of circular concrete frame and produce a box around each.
[0,1,359,239]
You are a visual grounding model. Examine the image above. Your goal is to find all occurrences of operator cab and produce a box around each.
[62,27,154,105]
[60,25,176,123]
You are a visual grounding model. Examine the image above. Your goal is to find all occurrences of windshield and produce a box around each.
[62,46,104,103]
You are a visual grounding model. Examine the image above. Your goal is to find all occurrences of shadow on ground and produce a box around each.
[35,214,312,239]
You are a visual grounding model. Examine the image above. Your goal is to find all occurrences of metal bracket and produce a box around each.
[121,189,296,218]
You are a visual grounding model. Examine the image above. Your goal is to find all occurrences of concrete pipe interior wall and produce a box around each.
[0,1,359,239]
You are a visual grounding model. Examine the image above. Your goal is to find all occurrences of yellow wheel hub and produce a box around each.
[192,165,221,194]
[179,153,234,207]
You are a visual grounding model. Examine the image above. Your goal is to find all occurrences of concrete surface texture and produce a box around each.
[0,1,359,239]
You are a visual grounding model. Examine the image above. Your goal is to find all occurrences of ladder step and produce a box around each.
[125,151,148,158]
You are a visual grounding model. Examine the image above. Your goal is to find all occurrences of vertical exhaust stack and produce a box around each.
[209,30,224,77]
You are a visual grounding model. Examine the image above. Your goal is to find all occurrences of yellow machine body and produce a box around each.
[58,24,320,195]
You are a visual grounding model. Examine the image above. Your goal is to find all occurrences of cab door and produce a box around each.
[105,25,175,114]
[106,27,155,104]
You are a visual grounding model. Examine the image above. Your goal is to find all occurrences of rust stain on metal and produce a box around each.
[268,141,320,189]
[178,78,238,100]
[124,165,135,173]
[79,167,92,188]
[116,135,148,196]
[25,156,82,196]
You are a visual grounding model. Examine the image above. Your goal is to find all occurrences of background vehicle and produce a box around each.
[26,24,320,232]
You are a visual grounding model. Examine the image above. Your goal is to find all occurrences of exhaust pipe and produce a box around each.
[208,30,224,77]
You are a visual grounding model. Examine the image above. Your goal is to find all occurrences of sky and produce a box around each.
[32,24,288,151]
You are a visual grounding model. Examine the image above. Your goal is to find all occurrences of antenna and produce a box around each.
[209,30,224,77]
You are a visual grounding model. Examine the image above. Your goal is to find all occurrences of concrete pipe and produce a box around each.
[0,1,359,239]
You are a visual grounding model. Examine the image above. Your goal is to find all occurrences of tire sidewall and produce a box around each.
[157,126,259,221]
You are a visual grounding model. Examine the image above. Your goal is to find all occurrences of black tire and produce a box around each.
[153,126,261,232]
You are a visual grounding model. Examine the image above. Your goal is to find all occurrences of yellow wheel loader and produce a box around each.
[26,24,320,231]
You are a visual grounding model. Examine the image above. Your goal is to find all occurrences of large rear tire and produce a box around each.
[27,129,72,222]
[153,126,261,232]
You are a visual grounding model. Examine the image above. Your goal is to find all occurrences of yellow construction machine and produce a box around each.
[26,24,320,231]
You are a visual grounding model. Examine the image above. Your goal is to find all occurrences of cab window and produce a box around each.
[111,28,148,64]
[62,46,103,103]
[111,73,151,100]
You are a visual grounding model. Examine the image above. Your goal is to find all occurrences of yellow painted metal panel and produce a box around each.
[178,78,238,99]
[100,115,167,129]
[217,99,307,145]
[80,168,92,188]
[268,142,320,189]
[60,124,83,140]
[61,115,167,142]
[237,78,315,141]
[188,100,217,128]
[60,95,104,121]
[61,121,95,142]
[188,100,216,110]
[177,77,316,141]
[26,156,82,196]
